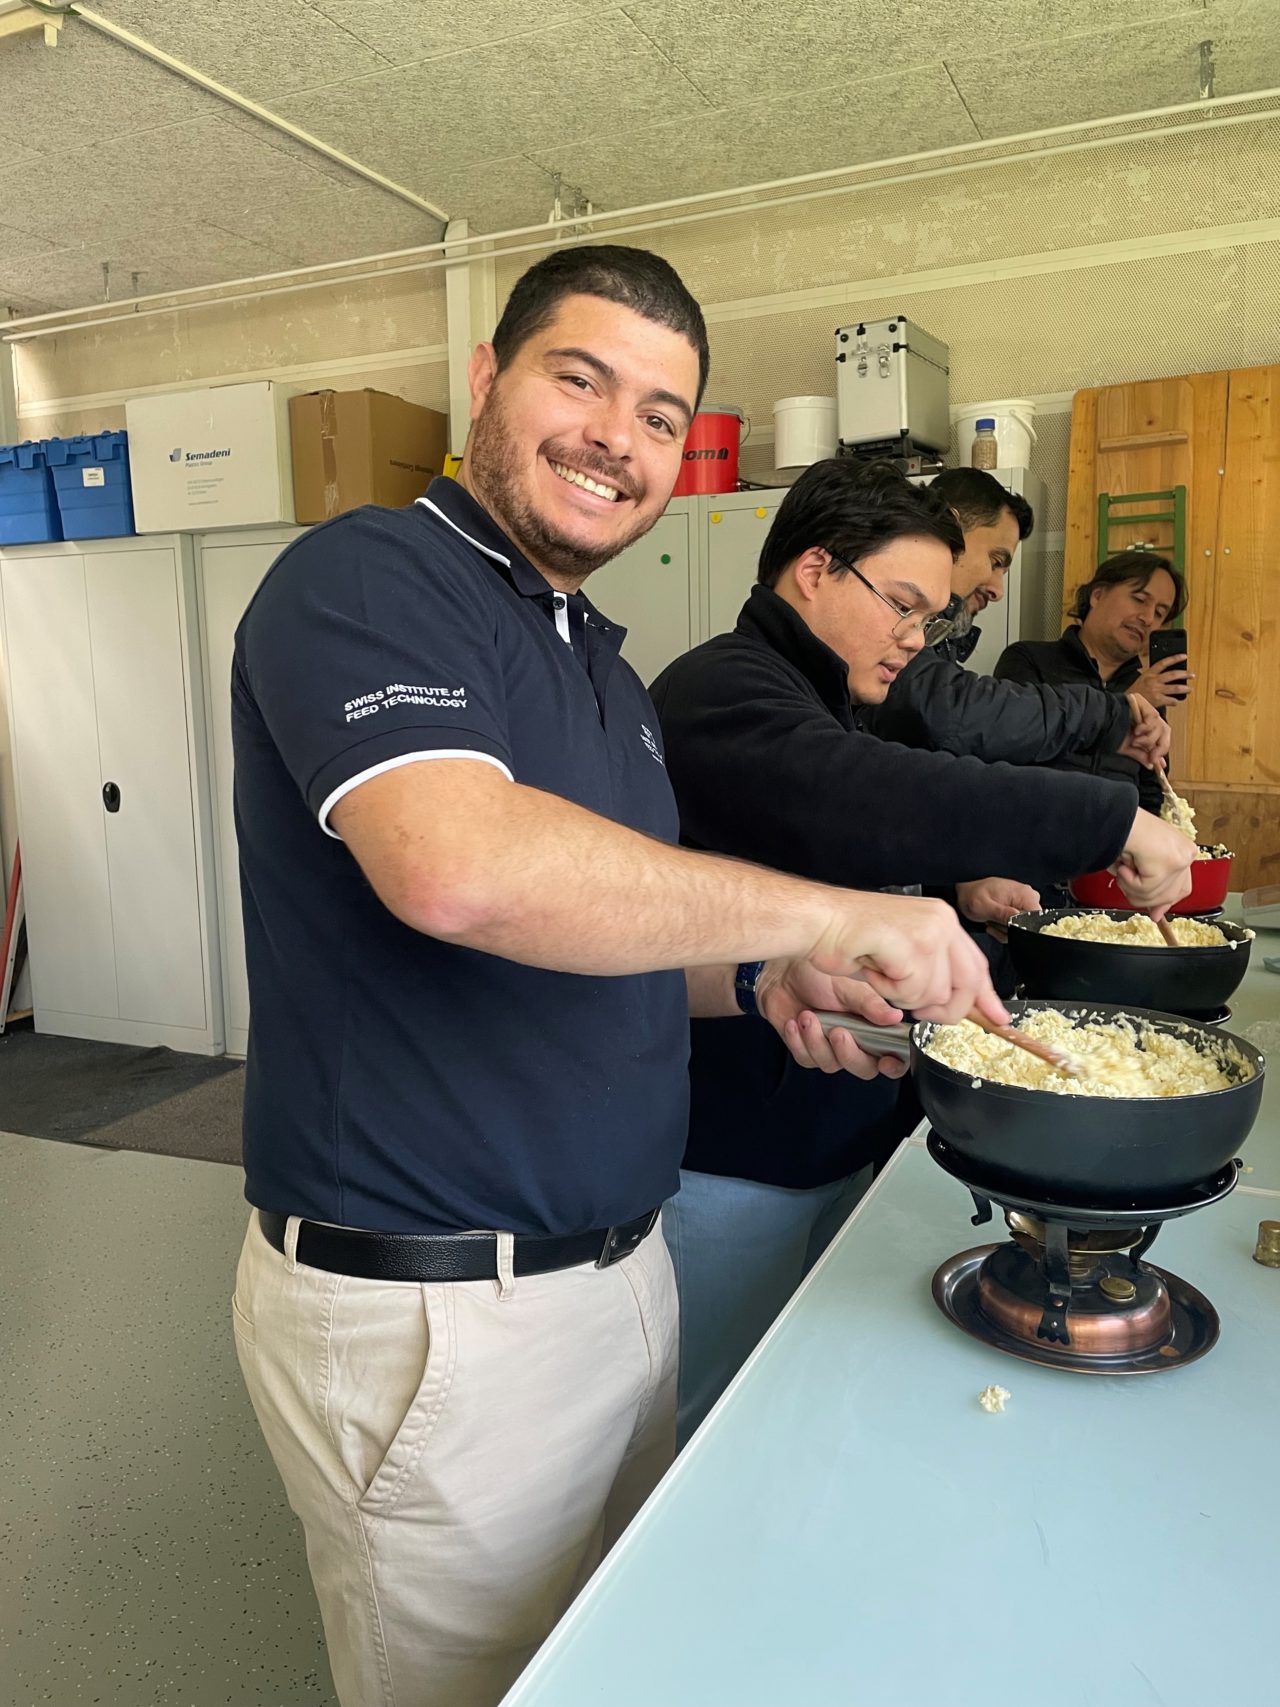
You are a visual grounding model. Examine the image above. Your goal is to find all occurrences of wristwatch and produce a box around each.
[734,961,766,1016]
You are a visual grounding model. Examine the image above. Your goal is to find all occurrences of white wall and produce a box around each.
[14,270,451,440]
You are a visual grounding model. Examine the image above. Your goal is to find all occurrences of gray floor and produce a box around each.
[0,1131,337,1706]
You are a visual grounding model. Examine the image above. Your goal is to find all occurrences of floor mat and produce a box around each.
[85,1066,245,1164]
[0,1026,243,1159]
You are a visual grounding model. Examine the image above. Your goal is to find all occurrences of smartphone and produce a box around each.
[1148,627,1189,698]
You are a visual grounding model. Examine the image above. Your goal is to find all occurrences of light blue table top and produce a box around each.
[504,1030,1280,1707]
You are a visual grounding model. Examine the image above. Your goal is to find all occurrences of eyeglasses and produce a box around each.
[827,551,956,647]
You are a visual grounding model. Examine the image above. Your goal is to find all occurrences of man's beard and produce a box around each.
[949,599,975,639]
[465,386,652,583]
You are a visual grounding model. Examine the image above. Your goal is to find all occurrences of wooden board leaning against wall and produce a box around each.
[1065,366,1279,888]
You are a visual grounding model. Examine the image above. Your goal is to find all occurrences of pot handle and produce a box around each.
[814,1013,912,1061]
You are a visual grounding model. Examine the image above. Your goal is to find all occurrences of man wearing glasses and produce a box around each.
[649,458,1194,1446]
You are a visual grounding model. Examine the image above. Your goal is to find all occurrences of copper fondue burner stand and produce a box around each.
[928,1134,1240,1374]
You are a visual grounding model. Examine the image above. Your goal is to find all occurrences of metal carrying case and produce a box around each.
[835,316,950,455]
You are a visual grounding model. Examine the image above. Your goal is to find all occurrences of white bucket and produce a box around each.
[949,398,1038,469]
[773,395,838,468]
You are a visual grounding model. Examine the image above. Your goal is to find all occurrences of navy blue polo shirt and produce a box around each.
[232,478,689,1235]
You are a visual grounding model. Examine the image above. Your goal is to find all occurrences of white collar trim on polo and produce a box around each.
[416,492,574,647]
[415,495,511,568]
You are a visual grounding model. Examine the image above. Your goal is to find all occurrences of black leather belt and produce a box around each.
[257,1207,661,1282]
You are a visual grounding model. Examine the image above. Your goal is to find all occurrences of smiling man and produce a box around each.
[464,291,693,572]
[649,458,1195,1446]
[228,248,1011,1707]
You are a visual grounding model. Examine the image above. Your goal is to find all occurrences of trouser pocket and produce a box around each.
[325,1276,455,1519]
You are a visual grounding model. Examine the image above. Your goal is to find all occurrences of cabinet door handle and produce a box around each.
[102,781,121,813]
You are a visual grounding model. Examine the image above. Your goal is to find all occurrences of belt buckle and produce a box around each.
[596,1207,660,1268]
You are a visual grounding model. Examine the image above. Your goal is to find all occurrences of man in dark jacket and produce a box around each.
[859,469,1170,777]
[994,550,1187,816]
[649,459,1195,1446]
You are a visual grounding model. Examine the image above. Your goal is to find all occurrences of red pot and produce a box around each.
[672,406,744,496]
[1069,849,1233,915]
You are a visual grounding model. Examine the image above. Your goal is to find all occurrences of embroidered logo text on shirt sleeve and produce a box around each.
[640,724,665,765]
[344,684,469,723]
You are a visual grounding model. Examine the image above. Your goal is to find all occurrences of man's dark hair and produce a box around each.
[929,467,1034,541]
[1070,548,1187,623]
[491,245,710,408]
[757,459,965,589]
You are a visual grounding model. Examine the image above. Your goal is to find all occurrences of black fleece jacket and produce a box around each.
[995,627,1162,814]
[857,620,1132,763]
[648,586,1138,1189]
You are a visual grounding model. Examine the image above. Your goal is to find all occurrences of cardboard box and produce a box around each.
[289,390,448,523]
[125,381,295,532]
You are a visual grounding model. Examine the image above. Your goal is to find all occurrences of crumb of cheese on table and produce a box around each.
[924,1009,1250,1098]
[1042,914,1232,948]
[979,1385,1011,1413]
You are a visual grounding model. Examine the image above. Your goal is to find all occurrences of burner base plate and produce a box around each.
[932,1245,1220,1374]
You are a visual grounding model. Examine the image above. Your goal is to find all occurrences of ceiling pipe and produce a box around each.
[5,82,1280,343]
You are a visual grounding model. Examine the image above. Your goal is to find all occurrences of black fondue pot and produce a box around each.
[1007,908,1253,1016]
[910,1000,1264,1208]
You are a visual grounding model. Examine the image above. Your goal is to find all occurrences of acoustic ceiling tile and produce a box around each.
[3,116,442,296]
[0,247,187,312]
[84,0,390,98]
[0,21,222,153]
[528,64,977,218]
[623,0,1207,110]
[411,154,562,234]
[270,11,711,183]
[0,223,57,265]
[297,0,600,66]
[946,11,1271,138]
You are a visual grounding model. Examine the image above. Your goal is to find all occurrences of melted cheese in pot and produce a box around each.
[1041,915,1233,948]
[923,1009,1252,1098]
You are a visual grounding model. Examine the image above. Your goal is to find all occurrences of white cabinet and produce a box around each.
[583,508,696,691]
[195,526,304,1058]
[702,490,787,639]
[584,489,789,676]
[0,535,223,1052]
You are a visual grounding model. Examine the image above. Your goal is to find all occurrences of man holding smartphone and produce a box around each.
[1140,622,1193,707]
[994,548,1188,813]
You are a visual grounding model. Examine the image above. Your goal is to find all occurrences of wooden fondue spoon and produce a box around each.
[817,1010,1084,1080]
[1149,769,1189,945]
[1157,766,1198,840]
[964,1010,1084,1080]
[1152,912,1180,948]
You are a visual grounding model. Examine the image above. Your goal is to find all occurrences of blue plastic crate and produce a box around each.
[0,441,63,545]
[45,431,135,539]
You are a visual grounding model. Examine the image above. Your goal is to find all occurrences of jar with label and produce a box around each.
[971,418,998,470]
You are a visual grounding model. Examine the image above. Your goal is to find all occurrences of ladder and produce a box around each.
[1096,485,1187,574]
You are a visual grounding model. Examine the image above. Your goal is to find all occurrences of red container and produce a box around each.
[1069,850,1233,915]
[673,406,743,496]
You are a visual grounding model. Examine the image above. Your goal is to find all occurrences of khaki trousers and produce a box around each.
[233,1212,677,1707]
